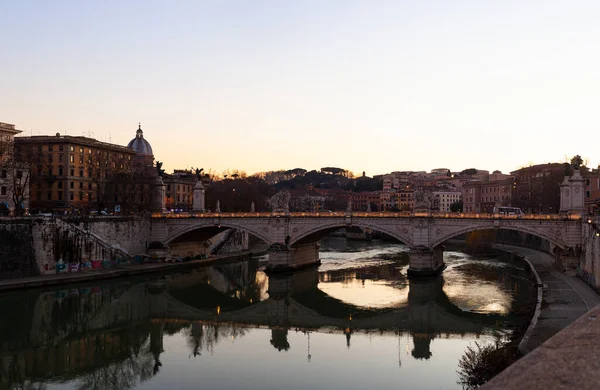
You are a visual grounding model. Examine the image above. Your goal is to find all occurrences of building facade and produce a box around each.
[164,170,196,211]
[462,179,513,213]
[432,191,461,212]
[15,134,136,213]
[351,191,380,211]
[510,163,564,214]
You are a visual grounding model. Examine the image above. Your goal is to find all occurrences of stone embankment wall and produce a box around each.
[64,216,151,256]
[494,230,555,254]
[211,229,249,255]
[494,225,600,290]
[33,217,135,275]
[577,220,600,289]
[0,220,36,279]
[0,216,152,277]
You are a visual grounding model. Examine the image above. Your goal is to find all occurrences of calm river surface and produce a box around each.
[0,237,536,390]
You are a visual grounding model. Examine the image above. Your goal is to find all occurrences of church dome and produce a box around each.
[127,123,153,156]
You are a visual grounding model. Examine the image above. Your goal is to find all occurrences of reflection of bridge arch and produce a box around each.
[291,222,413,247]
[155,275,506,334]
[166,221,271,245]
[431,223,567,249]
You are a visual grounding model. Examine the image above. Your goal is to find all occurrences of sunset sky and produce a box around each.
[3,0,600,176]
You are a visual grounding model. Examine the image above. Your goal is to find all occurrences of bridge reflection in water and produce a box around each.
[0,253,533,389]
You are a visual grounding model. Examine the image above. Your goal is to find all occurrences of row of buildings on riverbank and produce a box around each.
[2,120,600,215]
[284,164,600,214]
[0,121,200,215]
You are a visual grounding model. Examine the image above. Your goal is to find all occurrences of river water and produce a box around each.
[0,237,536,390]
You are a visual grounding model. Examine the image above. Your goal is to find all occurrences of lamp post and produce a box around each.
[232,188,236,212]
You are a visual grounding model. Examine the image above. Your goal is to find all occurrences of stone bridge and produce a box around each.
[149,212,584,275]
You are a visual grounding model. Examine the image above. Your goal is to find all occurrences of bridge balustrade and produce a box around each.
[151,211,581,221]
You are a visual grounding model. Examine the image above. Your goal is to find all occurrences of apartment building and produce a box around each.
[432,191,461,212]
[15,134,136,213]
[164,170,196,211]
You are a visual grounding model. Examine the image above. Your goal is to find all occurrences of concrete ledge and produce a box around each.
[483,304,600,389]
[0,250,264,292]
[265,260,322,274]
[407,264,446,277]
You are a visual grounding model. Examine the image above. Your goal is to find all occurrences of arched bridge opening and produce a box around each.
[291,223,412,247]
[431,225,567,252]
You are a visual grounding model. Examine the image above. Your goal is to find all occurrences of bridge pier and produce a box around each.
[407,246,445,277]
[265,242,321,273]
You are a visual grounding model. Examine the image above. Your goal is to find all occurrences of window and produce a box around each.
[70,192,74,200]
[70,168,74,176]
[79,168,84,177]
[48,154,53,163]
[79,155,83,164]
[79,147,83,153]
[586,191,591,198]
[58,192,63,200]
[79,192,84,200]
[48,145,53,152]
[70,155,74,163]
[70,181,74,189]
[47,191,52,200]
[586,179,591,186]
[59,145,64,152]
[0,186,5,195]
[79,182,83,189]
[38,145,42,152]
[88,148,92,154]
[58,181,63,189]
[0,170,5,178]
[88,183,92,189]
[70,146,74,152]
[58,167,63,176]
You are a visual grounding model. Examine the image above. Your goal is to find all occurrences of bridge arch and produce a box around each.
[165,221,272,246]
[430,223,568,250]
[290,221,413,247]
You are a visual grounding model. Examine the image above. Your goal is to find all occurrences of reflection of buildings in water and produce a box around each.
[0,259,515,386]
[0,323,159,390]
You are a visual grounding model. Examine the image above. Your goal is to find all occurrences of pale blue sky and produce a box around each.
[2,1,599,175]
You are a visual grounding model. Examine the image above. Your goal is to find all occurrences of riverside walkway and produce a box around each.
[483,244,600,389]
[495,244,600,353]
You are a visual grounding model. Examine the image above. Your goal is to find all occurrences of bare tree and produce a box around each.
[1,136,31,215]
